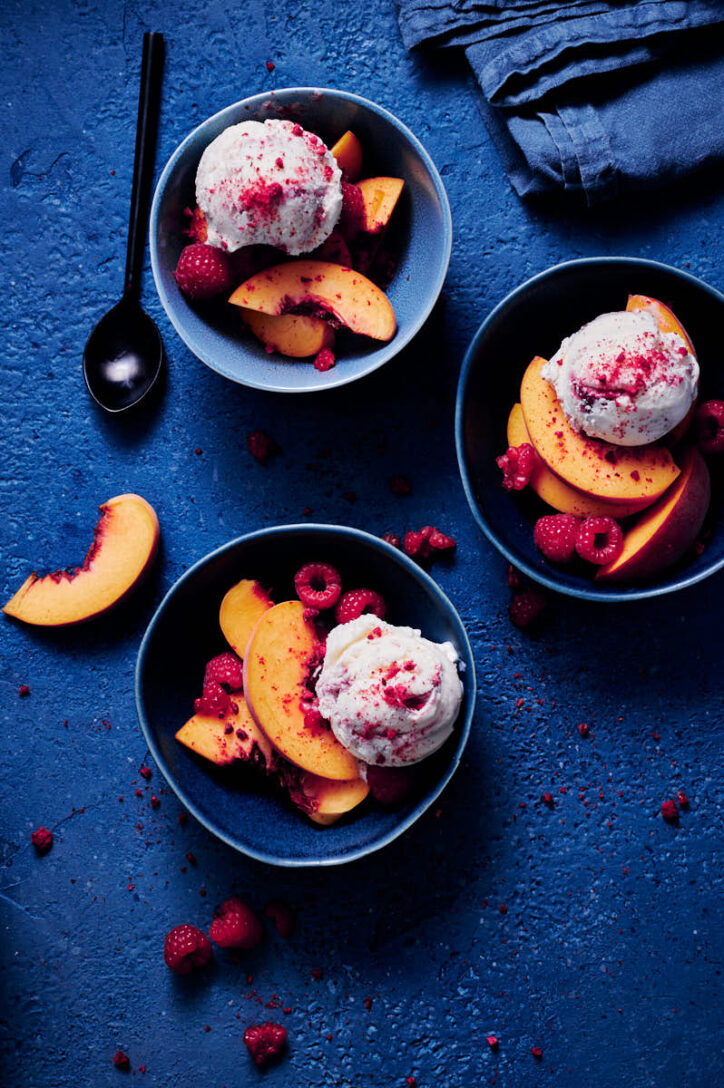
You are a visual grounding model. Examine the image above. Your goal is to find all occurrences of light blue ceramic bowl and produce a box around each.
[135,525,475,867]
[150,87,452,393]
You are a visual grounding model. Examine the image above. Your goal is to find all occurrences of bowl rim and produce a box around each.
[135,523,477,867]
[149,86,453,395]
[455,255,724,603]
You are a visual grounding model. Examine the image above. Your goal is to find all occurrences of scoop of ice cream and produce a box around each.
[195,119,342,255]
[541,310,698,446]
[316,614,463,767]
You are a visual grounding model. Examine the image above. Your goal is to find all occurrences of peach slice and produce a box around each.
[330,130,363,181]
[521,356,680,505]
[243,600,359,780]
[357,177,404,235]
[626,294,695,354]
[596,445,710,582]
[219,578,274,660]
[507,404,654,519]
[3,494,159,626]
[239,310,335,359]
[176,695,275,770]
[229,260,396,342]
[289,771,369,825]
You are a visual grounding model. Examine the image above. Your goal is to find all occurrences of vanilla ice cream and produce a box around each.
[195,119,343,255]
[316,615,463,767]
[541,309,698,446]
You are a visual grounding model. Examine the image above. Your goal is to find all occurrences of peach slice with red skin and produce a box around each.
[239,310,335,359]
[228,260,396,342]
[219,578,274,660]
[357,177,404,235]
[596,445,710,582]
[286,771,369,825]
[176,695,276,770]
[3,494,159,626]
[330,130,363,181]
[243,600,359,781]
[521,356,680,505]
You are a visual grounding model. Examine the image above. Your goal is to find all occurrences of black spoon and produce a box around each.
[83,31,165,413]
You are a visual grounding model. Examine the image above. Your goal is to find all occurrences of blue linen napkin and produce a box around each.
[397,0,724,204]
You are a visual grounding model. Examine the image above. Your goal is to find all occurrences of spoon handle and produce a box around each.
[124,31,165,300]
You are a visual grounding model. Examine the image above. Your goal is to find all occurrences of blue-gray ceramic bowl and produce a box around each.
[150,87,452,393]
[456,257,724,602]
[135,525,475,866]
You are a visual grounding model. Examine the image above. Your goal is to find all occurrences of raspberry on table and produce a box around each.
[31,827,53,853]
[661,799,679,822]
[575,516,623,565]
[534,514,580,562]
[112,1050,130,1070]
[174,242,234,300]
[194,680,233,718]
[209,896,264,950]
[163,924,213,974]
[404,525,456,561]
[695,399,724,454]
[382,532,402,549]
[509,589,548,629]
[294,562,342,610]
[313,348,336,372]
[243,1022,287,1067]
[246,430,280,464]
[204,652,244,692]
[496,444,536,490]
[335,588,387,625]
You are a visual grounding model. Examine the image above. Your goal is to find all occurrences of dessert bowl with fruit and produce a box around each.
[150,87,452,393]
[456,258,724,601]
[135,525,475,866]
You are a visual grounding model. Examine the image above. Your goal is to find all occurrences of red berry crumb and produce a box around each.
[335,588,387,625]
[507,564,523,590]
[534,514,580,563]
[31,827,53,854]
[339,181,365,237]
[194,679,232,718]
[509,589,547,629]
[313,348,336,372]
[163,924,213,975]
[404,525,456,562]
[577,722,589,738]
[695,399,724,454]
[389,475,412,496]
[367,765,417,807]
[204,652,244,692]
[294,562,342,610]
[209,896,264,950]
[575,516,623,565]
[247,430,279,464]
[382,532,402,549]
[496,444,535,491]
[266,60,275,71]
[264,900,295,938]
[678,790,690,808]
[113,1050,130,1071]
[542,792,554,807]
[486,1035,499,1049]
[243,1022,287,1068]
[139,765,152,780]
[18,684,30,697]
[661,799,679,822]
[406,1079,417,1088]
[174,243,233,300]
[531,1046,543,1059]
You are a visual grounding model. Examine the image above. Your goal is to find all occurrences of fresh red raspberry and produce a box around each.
[194,680,232,718]
[335,588,387,625]
[339,181,365,238]
[264,900,295,938]
[112,1050,130,1070]
[209,896,264,950]
[243,1022,287,1068]
[389,475,412,496]
[661,799,679,822]
[509,589,548,629]
[294,562,342,610]
[174,243,233,300]
[246,429,279,464]
[31,827,53,853]
[204,652,244,692]
[313,348,336,372]
[404,525,456,561]
[695,399,724,454]
[534,514,580,562]
[496,444,535,491]
[575,516,623,565]
[163,924,213,974]
[382,532,402,549]
[367,765,417,806]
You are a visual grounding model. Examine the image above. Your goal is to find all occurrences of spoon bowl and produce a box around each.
[83,297,163,413]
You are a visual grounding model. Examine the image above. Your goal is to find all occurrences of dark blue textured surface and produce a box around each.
[2,2,723,1086]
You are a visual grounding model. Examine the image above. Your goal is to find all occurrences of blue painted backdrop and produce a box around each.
[2,1,723,1085]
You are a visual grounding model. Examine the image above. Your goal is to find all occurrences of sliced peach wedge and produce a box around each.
[330,130,363,181]
[3,494,159,626]
[357,177,404,235]
[176,695,276,771]
[239,311,335,359]
[288,772,370,826]
[219,578,273,660]
[228,260,396,342]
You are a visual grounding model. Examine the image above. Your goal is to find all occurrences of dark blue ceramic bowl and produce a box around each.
[135,525,475,866]
[150,87,452,393]
[456,257,724,602]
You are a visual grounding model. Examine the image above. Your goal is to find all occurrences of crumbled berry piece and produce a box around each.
[406,1078,417,1088]
[404,525,456,561]
[163,924,213,974]
[336,588,387,625]
[31,827,53,853]
[367,765,417,806]
[247,430,280,464]
[339,181,365,238]
[304,705,329,733]
[266,60,275,71]
[139,765,152,780]
[389,475,412,496]
[661,799,679,822]
[18,684,30,697]
[243,1022,287,1067]
[531,1046,543,1059]
[264,900,295,938]
[534,514,580,563]
[113,1050,130,1071]
[209,896,264,950]
[542,792,554,806]
[294,562,342,610]
[695,399,724,454]
[677,790,690,808]
[496,444,535,491]
[507,564,523,590]
[575,516,623,565]
[204,652,244,692]
[509,589,547,629]
[150,795,160,809]
[174,243,233,300]
[313,348,335,372]
[194,680,232,718]
[486,1035,499,1049]
[382,532,402,549]
[577,722,589,738]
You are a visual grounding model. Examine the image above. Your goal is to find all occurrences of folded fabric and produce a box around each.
[397,0,724,203]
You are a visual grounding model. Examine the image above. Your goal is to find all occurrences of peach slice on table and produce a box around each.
[219,578,273,660]
[239,310,335,359]
[596,445,710,582]
[229,260,396,342]
[176,695,275,770]
[330,130,363,181]
[3,493,159,627]
[287,771,369,826]
[520,356,680,505]
[506,404,654,519]
[357,177,405,235]
[243,600,359,781]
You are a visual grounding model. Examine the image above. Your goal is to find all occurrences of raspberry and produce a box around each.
[335,588,387,625]
[534,514,580,562]
[194,680,232,718]
[31,827,53,853]
[113,1050,130,1070]
[163,924,213,974]
[204,652,244,692]
[695,399,724,454]
[243,1022,287,1068]
[367,765,417,806]
[313,348,336,372]
[209,896,263,950]
[246,429,279,464]
[174,243,233,300]
[404,525,456,561]
[509,589,547,629]
[264,900,295,938]
[294,562,342,610]
[382,532,402,549]
[496,444,535,491]
[575,516,623,565]
[339,181,365,238]
[389,475,412,496]
[661,799,679,822]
